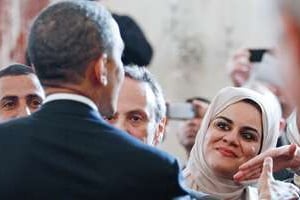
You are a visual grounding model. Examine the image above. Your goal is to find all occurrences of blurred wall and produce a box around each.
[103,0,275,164]
[0,0,50,67]
[0,0,20,67]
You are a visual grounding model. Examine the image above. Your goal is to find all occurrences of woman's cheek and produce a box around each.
[248,145,259,157]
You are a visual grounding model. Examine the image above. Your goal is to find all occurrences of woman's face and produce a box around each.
[204,101,263,179]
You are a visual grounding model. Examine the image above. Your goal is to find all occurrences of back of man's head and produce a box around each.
[28,0,114,86]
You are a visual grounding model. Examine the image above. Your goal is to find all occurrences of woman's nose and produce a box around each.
[222,130,239,146]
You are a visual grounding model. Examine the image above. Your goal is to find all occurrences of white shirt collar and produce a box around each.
[44,93,98,112]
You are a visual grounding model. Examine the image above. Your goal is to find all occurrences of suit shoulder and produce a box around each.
[0,116,32,132]
[106,123,176,160]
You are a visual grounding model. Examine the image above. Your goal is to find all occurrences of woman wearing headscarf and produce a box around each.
[183,87,296,199]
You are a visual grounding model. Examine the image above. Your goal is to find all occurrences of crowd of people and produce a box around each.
[2,0,300,199]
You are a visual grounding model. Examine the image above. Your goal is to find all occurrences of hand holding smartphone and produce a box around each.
[248,49,283,87]
[249,49,269,62]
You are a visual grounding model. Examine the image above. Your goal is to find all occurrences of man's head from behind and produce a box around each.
[28,0,124,117]
[106,65,167,146]
[0,64,45,123]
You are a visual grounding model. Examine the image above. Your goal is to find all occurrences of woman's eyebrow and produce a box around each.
[215,116,233,124]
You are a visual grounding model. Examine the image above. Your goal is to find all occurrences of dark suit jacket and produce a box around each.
[0,100,188,199]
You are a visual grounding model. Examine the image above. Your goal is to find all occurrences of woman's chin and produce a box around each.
[210,163,238,180]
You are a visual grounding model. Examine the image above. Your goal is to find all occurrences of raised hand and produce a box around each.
[234,144,298,182]
[258,157,300,200]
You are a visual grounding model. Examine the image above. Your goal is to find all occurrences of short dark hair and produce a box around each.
[186,96,210,104]
[124,65,166,122]
[0,64,35,78]
[28,0,115,85]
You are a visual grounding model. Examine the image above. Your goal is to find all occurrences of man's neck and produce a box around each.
[45,85,91,99]
[44,84,101,111]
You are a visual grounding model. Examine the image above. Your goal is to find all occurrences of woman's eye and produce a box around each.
[215,121,230,131]
[241,132,257,141]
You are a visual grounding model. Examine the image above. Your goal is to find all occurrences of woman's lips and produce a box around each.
[216,147,238,158]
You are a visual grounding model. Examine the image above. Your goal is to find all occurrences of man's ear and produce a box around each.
[94,54,108,86]
[153,117,167,146]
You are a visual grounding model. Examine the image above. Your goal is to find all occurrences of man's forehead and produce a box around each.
[122,77,154,101]
[119,78,156,114]
[0,75,44,98]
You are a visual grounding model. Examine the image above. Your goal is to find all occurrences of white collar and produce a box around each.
[44,93,98,112]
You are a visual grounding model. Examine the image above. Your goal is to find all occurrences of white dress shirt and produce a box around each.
[44,93,98,112]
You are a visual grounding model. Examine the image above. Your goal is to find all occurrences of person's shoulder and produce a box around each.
[100,123,181,177]
[104,122,177,163]
[0,117,34,150]
[0,115,32,131]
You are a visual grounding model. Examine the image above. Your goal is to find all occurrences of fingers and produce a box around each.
[234,165,262,182]
[238,154,265,171]
[234,158,264,182]
[258,157,273,200]
[288,143,297,157]
[232,48,250,60]
[238,147,282,171]
[261,157,273,179]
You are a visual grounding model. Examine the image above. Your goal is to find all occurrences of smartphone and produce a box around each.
[251,53,283,86]
[249,49,269,62]
[247,48,284,86]
[166,103,196,120]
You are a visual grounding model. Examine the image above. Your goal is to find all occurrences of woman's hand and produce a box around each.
[234,144,299,182]
[258,157,300,200]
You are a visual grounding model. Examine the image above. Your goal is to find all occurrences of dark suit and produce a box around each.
[0,100,189,199]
